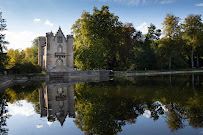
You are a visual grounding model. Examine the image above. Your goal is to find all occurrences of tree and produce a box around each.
[0,12,8,53]
[6,49,25,69]
[72,6,123,70]
[146,23,161,41]
[161,14,181,70]
[130,24,161,70]
[182,14,202,68]
[118,23,136,69]
[24,38,38,65]
[6,38,40,73]
[0,12,9,72]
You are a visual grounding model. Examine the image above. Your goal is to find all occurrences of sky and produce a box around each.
[0,0,202,50]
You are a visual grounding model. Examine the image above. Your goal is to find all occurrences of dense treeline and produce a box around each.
[72,6,203,71]
[5,38,41,73]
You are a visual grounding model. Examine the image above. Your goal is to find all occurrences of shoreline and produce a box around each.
[1,70,203,90]
[113,70,203,77]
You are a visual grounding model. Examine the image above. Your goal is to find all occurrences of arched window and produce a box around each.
[57,45,63,53]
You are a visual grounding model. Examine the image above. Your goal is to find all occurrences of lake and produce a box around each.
[0,73,203,135]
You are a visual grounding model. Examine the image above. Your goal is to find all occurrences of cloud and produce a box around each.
[5,31,40,50]
[195,3,203,7]
[143,110,151,118]
[160,0,175,4]
[99,0,175,6]
[8,101,35,116]
[34,18,41,22]
[36,124,43,128]
[47,121,53,126]
[136,22,149,34]
[45,20,54,27]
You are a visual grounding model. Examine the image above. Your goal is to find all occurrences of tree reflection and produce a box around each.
[74,74,203,134]
[74,82,146,134]
[0,98,9,135]
[1,74,202,134]
[2,82,43,113]
[165,103,185,132]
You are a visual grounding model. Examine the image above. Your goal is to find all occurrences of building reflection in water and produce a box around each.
[39,82,75,126]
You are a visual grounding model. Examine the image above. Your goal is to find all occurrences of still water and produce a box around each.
[0,74,203,135]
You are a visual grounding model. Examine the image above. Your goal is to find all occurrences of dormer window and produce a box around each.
[57,36,63,43]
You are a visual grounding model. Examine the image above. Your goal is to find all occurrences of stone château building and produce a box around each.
[38,27,74,72]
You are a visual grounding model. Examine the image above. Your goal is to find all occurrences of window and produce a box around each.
[57,88,63,94]
[57,36,63,43]
[57,45,63,53]
[57,59,63,66]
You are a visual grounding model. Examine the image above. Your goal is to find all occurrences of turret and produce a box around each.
[38,36,46,67]
[66,35,74,69]
[46,32,53,51]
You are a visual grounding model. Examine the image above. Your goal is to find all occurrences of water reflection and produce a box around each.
[73,74,203,134]
[0,98,9,135]
[39,82,75,126]
[0,74,203,135]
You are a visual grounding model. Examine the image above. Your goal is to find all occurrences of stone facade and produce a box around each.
[38,27,74,72]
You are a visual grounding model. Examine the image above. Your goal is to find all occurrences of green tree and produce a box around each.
[72,6,123,70]
[24,38,38,65]
[161,14,181,70]
[182,14,202,68]
[118,23,136,70]
[0,12,9,71]
[130,24,161,70]
[6,49,25,68]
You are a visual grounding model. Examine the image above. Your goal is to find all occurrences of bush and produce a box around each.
[12,62,41,74]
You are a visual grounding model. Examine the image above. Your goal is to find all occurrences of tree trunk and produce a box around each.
[197,75,199,87]
[191,46,194,68]
[169,56,171,70]
[169,74,172,84]
[192,74,195,92]
[196,52,199,68]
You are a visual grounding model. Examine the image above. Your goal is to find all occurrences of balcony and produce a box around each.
[55,52,65,57]
[56,95,66,101]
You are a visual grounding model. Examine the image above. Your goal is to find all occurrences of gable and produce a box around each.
[54,28,67,43]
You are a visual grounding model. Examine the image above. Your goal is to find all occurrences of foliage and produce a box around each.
[130,24,160,70]
[72,6,123,70]
[6,49,25,69]
[0,53,9,72]
[117,23,136,70]
[72,6,203,70]
[161,14,181,70]
[0,12,9,53]
[0,12,9,72]
[12,62,41,74]
[6,38,40,73]
[182,14,203,68]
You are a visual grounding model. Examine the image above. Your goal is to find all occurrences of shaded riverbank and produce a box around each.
[113,70,203,77]
[1,69,203,90]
